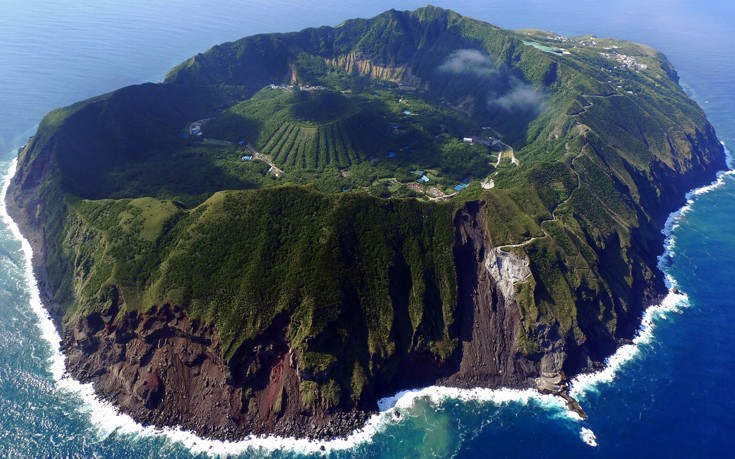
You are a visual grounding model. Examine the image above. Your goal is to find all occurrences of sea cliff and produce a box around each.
[5,6,726,440]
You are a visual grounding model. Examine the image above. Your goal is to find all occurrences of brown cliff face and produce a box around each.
[62,303,367,440]
[442,201,538,388]
[57,201,544,442]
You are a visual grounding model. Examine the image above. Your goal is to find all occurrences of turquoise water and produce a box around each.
[1,1,734,457]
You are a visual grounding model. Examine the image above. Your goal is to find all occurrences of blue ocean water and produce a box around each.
[1,1,734,457]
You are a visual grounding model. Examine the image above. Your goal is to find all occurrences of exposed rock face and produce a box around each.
[4,6,729,443]
[443,201,537,388]
[325,52,421,85]
[486,248,531,302]
[62,303,367,440]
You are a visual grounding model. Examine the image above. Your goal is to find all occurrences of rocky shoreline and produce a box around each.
[2,8,727,438]
[3,179,368,441]
[4,153,722,441]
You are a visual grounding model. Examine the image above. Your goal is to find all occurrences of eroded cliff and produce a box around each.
[5,5,727,441]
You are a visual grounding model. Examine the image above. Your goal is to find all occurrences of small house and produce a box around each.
[241,155,253,161]
[418,175,430,184]
[463,137,473,143]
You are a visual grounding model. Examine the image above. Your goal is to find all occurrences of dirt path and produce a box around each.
[494,141,519,168]
[427,188,458,201]
[246,144,284,177]
[495,127,631,259]
[571,93,623,117]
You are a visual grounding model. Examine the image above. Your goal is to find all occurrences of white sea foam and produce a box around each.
[580,427,598,447]
[571,143,733,398]
[377,385,571,417]
[570,288,689,397]
[0,157,574,456]
[1,158,65,382]
[1,142,731,455]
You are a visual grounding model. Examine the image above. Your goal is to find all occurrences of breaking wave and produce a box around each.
[0,143,730,456]
[571,143,733,397]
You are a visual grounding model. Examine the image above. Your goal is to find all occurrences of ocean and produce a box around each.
[1,1,733,457]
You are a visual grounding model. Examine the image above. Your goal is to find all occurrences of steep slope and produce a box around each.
[6,6,726,440]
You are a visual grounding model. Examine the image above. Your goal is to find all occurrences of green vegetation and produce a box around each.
[207,89,391,170]
[12,5,724,412]
[52,185,458,404]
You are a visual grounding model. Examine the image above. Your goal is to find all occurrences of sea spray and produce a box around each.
[570,289,690,397]
[0,144,730,456]
[580,427,598,447]
[0,158,65,382]
[0,157,577,456]
[571,144,733,398]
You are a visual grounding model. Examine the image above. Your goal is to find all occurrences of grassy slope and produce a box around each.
[13,6,725,407]
[59,186,457,405]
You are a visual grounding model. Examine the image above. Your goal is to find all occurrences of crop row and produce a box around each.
[262,111,388,170]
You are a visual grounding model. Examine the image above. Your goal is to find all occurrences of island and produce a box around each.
[5,6,725,440]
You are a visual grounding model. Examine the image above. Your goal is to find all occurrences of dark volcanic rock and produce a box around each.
[442,201,537,388]
[61,304,369,441]
[3,6,729,444]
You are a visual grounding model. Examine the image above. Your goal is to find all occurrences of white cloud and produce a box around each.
[438,49,498,77]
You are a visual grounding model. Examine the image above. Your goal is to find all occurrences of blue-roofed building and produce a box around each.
[387,151,396,158]
[454,183,468,191]
[418,175,430,184]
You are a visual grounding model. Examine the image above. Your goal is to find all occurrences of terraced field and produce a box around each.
[207,89,390,170]
[261,109,388,169]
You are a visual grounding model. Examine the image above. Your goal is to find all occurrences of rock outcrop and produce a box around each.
[4,5,728,442]
[63,303,368,440]
[444,201,537,388]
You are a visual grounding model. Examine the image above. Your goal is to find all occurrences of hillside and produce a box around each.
[6,6,726,439]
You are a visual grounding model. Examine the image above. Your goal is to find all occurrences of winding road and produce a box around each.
[496,146,587,255]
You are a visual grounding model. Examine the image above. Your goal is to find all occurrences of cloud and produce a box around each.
[438,49,546,114]
[490,77,546,113]
[438,49,498,77]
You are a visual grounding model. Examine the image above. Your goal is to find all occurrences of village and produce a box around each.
[179,79,523,201]
[183,117,515,201]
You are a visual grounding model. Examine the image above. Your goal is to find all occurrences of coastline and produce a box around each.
[1,143,730,455]
[0,152,578,455]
